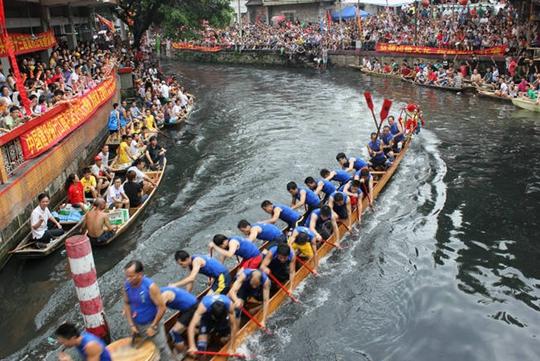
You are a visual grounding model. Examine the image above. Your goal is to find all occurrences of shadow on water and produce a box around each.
[1,63,539,360]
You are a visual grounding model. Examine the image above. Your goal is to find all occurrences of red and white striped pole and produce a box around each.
[65,235,110,342]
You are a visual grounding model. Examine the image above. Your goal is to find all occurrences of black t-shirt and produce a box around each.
[147,144,163,163]
[124,181,143,207]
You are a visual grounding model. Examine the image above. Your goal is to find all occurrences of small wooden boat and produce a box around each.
[161,102,195,129]
[163,132,415,359]
[401,77,475,93]
[476,89,513,103]
[93,159,167,247]
[107,337,159,361]
[358,67,401,79]
[512,97,540,112]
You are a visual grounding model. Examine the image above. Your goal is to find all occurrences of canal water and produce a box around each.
[1,63,539,361]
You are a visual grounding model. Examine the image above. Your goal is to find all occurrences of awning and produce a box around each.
[331,6,370,21]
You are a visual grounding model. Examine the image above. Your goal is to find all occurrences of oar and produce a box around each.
[193,350,248,359]
[240,307,272,335]
[361,183,374,211]
[295,256,319,277]
[321,238,342,250]
[267,272,301,304]
[363,91,379,130]
[375,98,393,139]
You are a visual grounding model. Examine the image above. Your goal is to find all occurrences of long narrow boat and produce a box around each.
[401,77,475,93]
[350,65,402,79]
[159,132,414,359]
[512,97,540,112]
[476,89,514,103]
[109,146,147,174]
[93,159,167,247]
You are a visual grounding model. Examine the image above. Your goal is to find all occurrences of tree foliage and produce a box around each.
[115,0,233,48]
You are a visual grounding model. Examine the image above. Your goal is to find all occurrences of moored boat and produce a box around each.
[401,77,475,93]
[93,158,167,247]
[476,89,514,103]
[512,97,540,112]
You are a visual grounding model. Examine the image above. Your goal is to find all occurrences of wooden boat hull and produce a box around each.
[162,133,414,359]
[512,97,540,112]
[9,222,81,258]
[476,89,513,103]
[93,159,167,247]
[401,77,475,92]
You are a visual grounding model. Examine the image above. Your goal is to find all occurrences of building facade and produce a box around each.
[246,0,336,24]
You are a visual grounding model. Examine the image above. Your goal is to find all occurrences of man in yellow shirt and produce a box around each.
[144,109,157,131]
[81,167,98,199]
[117,134,134,166]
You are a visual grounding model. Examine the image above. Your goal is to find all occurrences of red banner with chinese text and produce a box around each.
[375,43,507,56]
[172,42,223,53]
[0,30,57,56]
[18,76,117,159]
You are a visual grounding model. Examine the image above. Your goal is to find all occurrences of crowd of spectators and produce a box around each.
[0,40,117,135]
[179,1,536,57]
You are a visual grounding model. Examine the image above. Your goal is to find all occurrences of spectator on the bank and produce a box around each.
[31,193,64,248]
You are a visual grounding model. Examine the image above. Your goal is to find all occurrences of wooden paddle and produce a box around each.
[295,256,319,277]
[193,350,248,359]
[240,307,272,335]
[375,98,393,139]
[363,91,379,130]
[267,272,300,304]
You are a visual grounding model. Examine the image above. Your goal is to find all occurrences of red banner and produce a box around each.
[18,76,117,159]
[375,43,507,56]
[172,42,223,53]
[0,30,57,57]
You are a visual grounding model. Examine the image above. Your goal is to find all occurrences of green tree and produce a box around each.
[115,0,233,48]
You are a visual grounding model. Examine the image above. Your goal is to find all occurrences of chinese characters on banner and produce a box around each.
[19,76,117,159]
[171,42,223,53]
[375,43,507,56]
[0,30,56,56]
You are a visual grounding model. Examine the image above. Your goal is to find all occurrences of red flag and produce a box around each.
[380,98,392,122]
[327,10,333,26]
[363,91,374,111]
[96,14,115,32]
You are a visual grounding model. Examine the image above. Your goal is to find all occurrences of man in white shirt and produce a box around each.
[31,193,64,248]
[160,82,170,100]
[127,159,155,193]
[106,177,130,209]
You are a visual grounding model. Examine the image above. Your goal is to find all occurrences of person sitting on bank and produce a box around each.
[31,193,64,249]
[123,170,149,208]
[145,136,166,170]
[106,177,130,209]
[123,260,173,358]
[82,198,116,245]
[81,167,98,199]
[55,322,111,361]
[65,173,87,211]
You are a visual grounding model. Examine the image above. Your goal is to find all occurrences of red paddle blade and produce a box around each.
[380,98,393,122]
[363,91,374,111]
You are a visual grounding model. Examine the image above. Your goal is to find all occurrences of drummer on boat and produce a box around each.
[209,234,263,269]
[171,250,231,294]
[260,200,302,231]
[123,260,173,358]
[187,294,238,356]
[55,323,111,361]
[160,286,198,353]
[228,269,271,327]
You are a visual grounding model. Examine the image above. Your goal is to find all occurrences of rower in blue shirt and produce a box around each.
[229,269,271,327]
[336,152,369,172]
[260,243,296,290]
[160,286,198,352]
[187,294,237,356]
[328,191,352,229]
[380,126,396,160]
[320,168,353,188]
[260,200,302,230]
[237,219,287,246]
[305,205,340,244]
[388,116,404,152]
[287,181,321,217]
[304,176,336,203]
[172,251,231,295]
[55,323,111,361]
[209,234,263,269]
[367,132,390,169]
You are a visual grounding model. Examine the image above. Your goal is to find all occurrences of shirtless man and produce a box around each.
[82,198,116,245]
